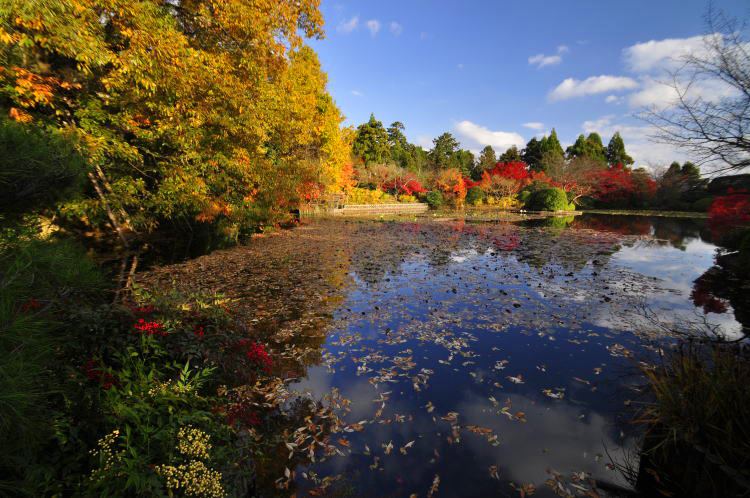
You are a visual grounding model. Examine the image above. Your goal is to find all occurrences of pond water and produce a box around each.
[285,213,744,497]
[139,212,747,497]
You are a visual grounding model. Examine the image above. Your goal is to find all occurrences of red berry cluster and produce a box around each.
[134,318,167,335]
[235,339,273,373]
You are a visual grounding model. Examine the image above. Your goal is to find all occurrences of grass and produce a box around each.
[635,341,750,497]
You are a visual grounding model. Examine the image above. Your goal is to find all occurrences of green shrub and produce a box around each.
[523,180,552,194]
[0,239,105,494]
[425,191,444,209]
[692,197,716,212]
[524,187,573,211]
[518,190,532,205]
[0,118,86,225]
[465,186,485,205]
[84,337,239,497]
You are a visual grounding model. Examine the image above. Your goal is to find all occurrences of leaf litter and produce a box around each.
[136,215,695,496]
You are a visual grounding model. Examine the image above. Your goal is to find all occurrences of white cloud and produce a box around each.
[415,135,434,149]
[528,45,569,68]
[419,31,429,40]
[350,90,363,97]
[528,54,561,68]
[389,21,403,36]
[627,75,738,109]
[454,120,525,152]
[605,95,623,104]
[365,19,381,36]
[623,34,710,72]
[522,122,544,130]
[457,63,464,70]
[337,15,359,34]
[549,75,639,101]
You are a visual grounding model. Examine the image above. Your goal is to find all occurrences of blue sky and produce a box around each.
[309,0,749,168]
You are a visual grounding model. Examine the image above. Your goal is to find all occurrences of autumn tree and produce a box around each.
[0,0,351,242]
[433,168,467,206]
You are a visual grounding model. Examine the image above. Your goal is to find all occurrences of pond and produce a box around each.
[138,212,747,497]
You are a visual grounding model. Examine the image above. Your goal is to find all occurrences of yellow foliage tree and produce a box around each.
[0,0,352,241]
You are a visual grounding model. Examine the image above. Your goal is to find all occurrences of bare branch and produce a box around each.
[638,6,750,174]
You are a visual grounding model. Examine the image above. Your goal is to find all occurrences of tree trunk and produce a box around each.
[88,172,130,247]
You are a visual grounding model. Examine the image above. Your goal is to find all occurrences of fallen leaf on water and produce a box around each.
[542,389,565,399]
[427,474,440,497]
[383,440,393,455]
[489,465,500,480]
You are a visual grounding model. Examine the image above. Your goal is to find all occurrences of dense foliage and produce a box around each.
[0,0,353,244]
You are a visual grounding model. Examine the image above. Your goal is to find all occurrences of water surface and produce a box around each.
[285,213,742,497]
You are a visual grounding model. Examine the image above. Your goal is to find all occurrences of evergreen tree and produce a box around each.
[542,129,565,158]
[387,121,409,168]
[453,149,475,177]
[475,145,497,179]
[586,133,608,164]
[387,121,408,148]
[566,135,588,161]
[566,133,607,165]
[666,161,682,176]
[499,145,522,163]
[535,129,564,172]
[429,133,460,170]
[352,114,390,164]
[522,137,544,170]
[681,162,701,180]
[606,132,634,166]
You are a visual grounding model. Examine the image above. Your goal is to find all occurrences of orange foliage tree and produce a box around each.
[433,168,467,207]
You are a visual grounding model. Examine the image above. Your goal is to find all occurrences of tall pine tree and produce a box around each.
[522,137,544,170]
[352,114,390,164]
[475,145,497,179]
[606,132,633,166]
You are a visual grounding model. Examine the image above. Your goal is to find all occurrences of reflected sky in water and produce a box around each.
[287,214,742,497]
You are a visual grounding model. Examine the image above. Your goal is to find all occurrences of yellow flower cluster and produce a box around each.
[171,383,192,394]
[177,426,212,460]
[148,381,171,397]
[155,460,225,498]
[147,381,193,397]
[89,429,123,481]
